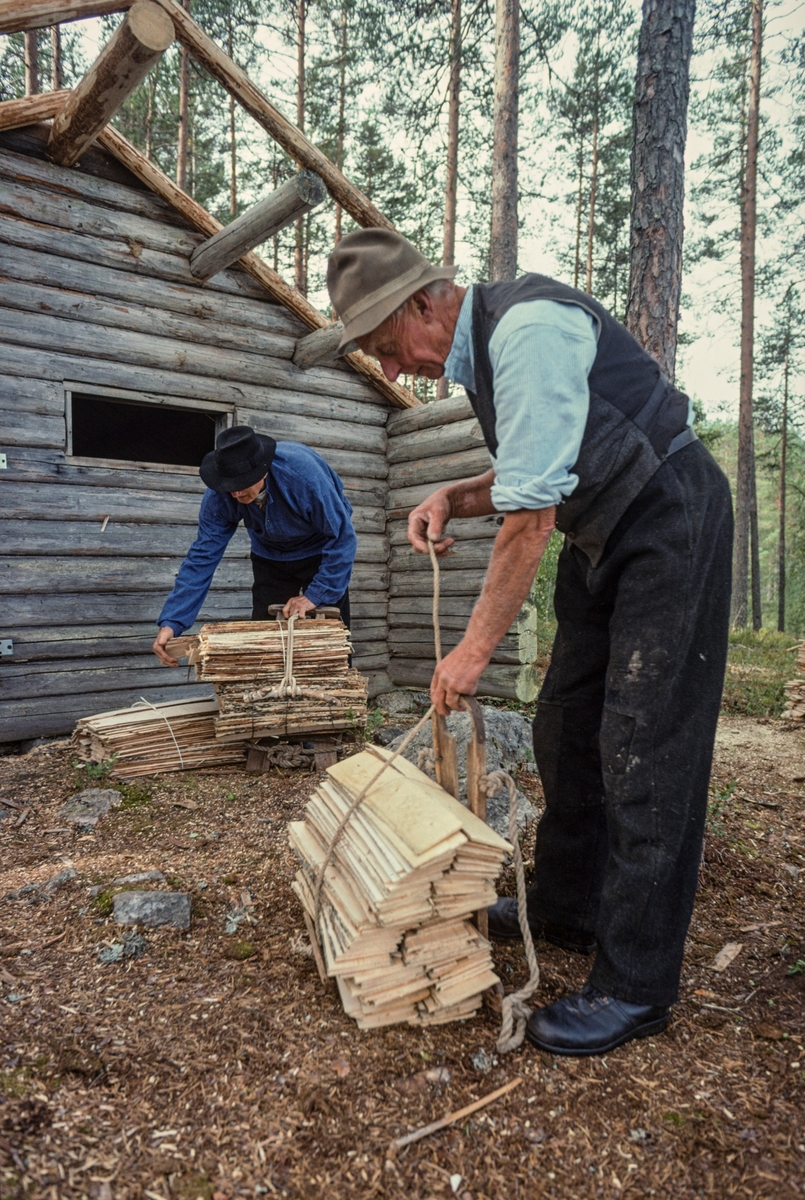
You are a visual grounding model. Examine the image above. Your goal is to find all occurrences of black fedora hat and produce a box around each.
[200,425,277,492]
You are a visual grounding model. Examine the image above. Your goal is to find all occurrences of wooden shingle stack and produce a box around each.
[72,696,244,778]
[290,747,510,1029]
[193,619,368,740]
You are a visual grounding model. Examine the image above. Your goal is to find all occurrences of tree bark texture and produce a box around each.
[24,30,40,94]
[489,0,519,282]
[51,25,62,89]
[176,0,190,190]
[0,2,132,35]
[437,0,461,400]
[0,91,69,130]
[625,0,696,382]
[778,344,788,632]
[732,0,762,627]
[294,0,307,295]
[585,111,599,293]
[333,2,348,250]
[227,19,236,216]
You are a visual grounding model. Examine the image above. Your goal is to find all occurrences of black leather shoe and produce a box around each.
[487,897,596,955]
[525,983,670,1056]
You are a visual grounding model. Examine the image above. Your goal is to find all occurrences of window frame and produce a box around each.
[64,382,235,473]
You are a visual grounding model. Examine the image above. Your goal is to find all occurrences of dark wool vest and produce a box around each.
[466,275,693,566]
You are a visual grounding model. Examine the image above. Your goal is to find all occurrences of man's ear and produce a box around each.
[412,287,435,323]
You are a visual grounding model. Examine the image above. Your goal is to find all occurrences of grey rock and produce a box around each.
[113,890,191,930]
[373,726,405,748]
[97,931,148,963]
[59,788,122,828]
[42,867,77,896]
[375,690,419,714]
[388,706,537,839]
[470,1047,497,1073]
[88,870,165,897]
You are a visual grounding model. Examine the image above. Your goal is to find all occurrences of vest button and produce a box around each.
[567,531,575,539]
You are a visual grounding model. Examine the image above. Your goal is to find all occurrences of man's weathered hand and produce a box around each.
[153,626,179,667]
[407,488,455,556]
[430,640,490,715]
[283,595,317,620]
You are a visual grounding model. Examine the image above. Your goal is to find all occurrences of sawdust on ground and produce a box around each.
[0,713,802,1200]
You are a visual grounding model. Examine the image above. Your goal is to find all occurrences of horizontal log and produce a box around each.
[8,622,170,661]
[235,405,386,456]
[0,2,131,35]
[191,170,326,281]
[0,408,65,449]
[389,638,520,667]
[0,139,191,226]
[0,522,388,562]
[0,374,62,415]
[389,595,477,618]
[0,346,388,434]
[98,125,418,411]
[0,446,389,507]
[349,639,388,658]
[0,684,207,744]
[48,1,174,169]
[153,0,392,234]
[387,513,503,546]
[0,300,388,414]
[0,557,389,594]
[388,610,473,632]
[386,393,474,437]
[0,589,251,628]
[352,652,390,672]
[1,655,183,701]
[389,539,493,573]
[0,91,72,133]
[390,569,485,597]
[364,670,393,700]
[386,417,486,465]
[293,322,355,369]
[387,481,459,515]
[389,660,518,701]
[387,446,491,490]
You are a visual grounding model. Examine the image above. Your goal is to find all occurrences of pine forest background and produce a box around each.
[3,0,805,636]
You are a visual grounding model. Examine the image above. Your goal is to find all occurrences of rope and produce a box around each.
[136,696,184,770]
[242,613,339,705]
[308,535,539,1052]
[481,769,541,1054]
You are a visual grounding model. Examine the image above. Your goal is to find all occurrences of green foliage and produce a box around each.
[721,629,799,717]
[707,779,736,835]
[93,890,114,918]
[73,757,118,786]
[118,785,153,810]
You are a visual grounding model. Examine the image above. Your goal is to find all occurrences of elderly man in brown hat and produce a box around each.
[327,229,733,1059]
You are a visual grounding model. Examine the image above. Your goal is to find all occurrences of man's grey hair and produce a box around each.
[387,277,456,324]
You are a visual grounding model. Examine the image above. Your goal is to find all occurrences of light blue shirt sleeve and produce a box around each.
[488,300,598,512]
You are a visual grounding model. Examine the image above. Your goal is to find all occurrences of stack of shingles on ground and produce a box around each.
[72,695,243,779]
[783,644,805,720]
[192,619,367,740]
[289,746,510,1029]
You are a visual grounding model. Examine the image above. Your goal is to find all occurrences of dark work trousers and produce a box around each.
[250,552,351,628]
[529,440,733,1007]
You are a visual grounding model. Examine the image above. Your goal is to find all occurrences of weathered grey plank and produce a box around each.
[389,539,493,573]
[389,596,477,618]
[1,657,183,701]
[0,447,389,505]
[0,374,61,414]
[235,407,386,456]
[389,659,518,701]
[0,684,210,743]
[0,305,390,411]
[388,609,473,631]
[352,651,390,672]
[0,141,190,225]
[386,393,474,437]
[386,417,486,465]
[0,408,65,448]
[0,557,389,593]
[0,344,388,428]
[387,513,503,546]
[389,635,519,666]
[390,569,484,597]
[387,447,491,490]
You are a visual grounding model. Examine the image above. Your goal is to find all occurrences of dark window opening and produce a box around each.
[70,393,220,467]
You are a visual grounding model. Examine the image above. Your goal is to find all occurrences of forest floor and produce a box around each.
[0,712,803,1200]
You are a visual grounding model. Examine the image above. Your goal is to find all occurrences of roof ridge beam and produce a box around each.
[0,2,131,35]
[0,90,71,132]
[47,0,173,168]
[190,170,327,282]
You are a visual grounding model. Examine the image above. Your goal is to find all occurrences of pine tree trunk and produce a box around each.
[732,0,762,627]
[145,74,155,160]
[573,139,584,288]
[294,0,307,296]
[333,2,348,250]
[228,22,236,217]
[50,25,62,90]
[778,343,788,632]
[24,30,39,95]
[176,0,191,191]
[585,110,599,293]
[750,451,762,631]
[489,0,519,282]
[625,0,696,381]
[437,0,462,401]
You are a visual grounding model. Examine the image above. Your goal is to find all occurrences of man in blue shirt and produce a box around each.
[152,426,357,666]
[327,230,733,1060]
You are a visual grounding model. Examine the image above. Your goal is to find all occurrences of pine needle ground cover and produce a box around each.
[0,715,803,1200]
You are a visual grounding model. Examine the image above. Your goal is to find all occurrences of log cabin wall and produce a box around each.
[385,395,520,700]
[0,126,390,744]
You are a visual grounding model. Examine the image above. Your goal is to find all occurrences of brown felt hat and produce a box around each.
[327,229,458,350]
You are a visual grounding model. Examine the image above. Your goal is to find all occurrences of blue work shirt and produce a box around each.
[157,441,357,635]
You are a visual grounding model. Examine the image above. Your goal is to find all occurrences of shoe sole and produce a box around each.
[525,1015,670,1057]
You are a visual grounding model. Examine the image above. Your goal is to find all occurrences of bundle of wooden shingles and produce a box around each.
[290,746,510,1029]
[73,619,367,778]
[783,644,805,720]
